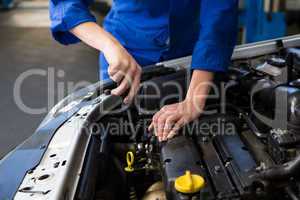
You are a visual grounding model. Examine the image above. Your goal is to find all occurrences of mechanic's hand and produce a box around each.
[148,70,213,142]
[70,22,141,104]
[148,99,204,142]
[103,39,141,104]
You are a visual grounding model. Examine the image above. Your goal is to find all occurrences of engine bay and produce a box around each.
[73,43,300,200]
[6,36,300,200]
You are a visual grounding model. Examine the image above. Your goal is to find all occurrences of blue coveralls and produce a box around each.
[49,0,238,80]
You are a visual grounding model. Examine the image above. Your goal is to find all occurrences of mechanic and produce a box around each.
[49,0,238,142]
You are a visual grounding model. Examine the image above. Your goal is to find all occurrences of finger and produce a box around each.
[153,118,162,138]
[124,67,141,104]
[111,70,125,83]
[111,76,131,96]
[155,112,170,139]
[159,136,163,142]
[148,122,154,132]
[155,122,164,139]
[152,105,176,139]
[152,105,174,124]
[162,115,181,141]
[111,66,135,96]
[164,114,180,132]
[153,108,176,138]
[167,130,177,139]
[172,117,186,132]
[165,118,186,140]
[148,122,156,136]
[151,110,162,137]
[108,64,120,77]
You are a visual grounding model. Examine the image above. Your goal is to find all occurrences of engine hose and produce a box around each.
[256,154,300,181]
[209,103,300,181]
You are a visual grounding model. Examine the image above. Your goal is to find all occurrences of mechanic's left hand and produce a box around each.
[148,99,204,142]
[148,70,213,142]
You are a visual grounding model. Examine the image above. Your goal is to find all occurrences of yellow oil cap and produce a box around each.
[174,171,205,194]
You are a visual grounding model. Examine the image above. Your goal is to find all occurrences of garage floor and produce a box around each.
[0,1,101,159]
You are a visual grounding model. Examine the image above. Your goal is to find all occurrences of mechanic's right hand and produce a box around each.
[103,39,141,104]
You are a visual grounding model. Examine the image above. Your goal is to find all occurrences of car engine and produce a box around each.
[72,43,300,200]
[6,36,300,200]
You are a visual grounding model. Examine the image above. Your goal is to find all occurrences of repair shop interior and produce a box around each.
[1,0,300,200]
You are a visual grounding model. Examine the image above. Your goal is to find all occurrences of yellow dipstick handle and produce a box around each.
[124,151,135,172]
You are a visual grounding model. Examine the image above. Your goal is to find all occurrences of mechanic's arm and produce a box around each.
[70,23,141,103]
[149,0,238,141]
[49,0,140,104]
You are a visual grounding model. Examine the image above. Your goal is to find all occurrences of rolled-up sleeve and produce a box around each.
[49,0,96,45]
[191,0,238,72]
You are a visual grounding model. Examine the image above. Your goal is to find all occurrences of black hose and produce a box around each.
[205,103,300,181]
[212,92,300,181]
[257,154,300,181]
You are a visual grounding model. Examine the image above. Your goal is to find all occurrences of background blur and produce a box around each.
[0,0,300,159]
